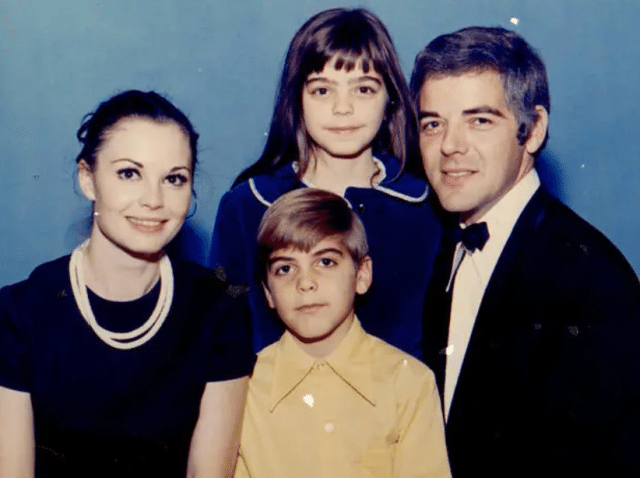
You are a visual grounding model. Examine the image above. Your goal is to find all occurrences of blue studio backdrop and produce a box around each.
[1,0,639,285]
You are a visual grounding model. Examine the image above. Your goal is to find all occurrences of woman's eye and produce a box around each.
[357,85,375,94]
[117,168,140,180]
[165,173,189,186]
[312,87,329,96]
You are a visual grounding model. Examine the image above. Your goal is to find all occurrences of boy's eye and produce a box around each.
[165,173,189,186]
[318,257,337,267]
[117,168,140,180]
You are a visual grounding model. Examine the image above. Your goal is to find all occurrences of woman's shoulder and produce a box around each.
[0,255,71,313]
[171,258,249,302]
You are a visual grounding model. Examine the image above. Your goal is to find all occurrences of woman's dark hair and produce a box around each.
[233,8,419,186]
[76,90,199,170]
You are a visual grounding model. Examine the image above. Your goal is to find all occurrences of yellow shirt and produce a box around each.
[235,318,451,478]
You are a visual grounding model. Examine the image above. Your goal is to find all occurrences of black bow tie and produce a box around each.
[452,222,490,252]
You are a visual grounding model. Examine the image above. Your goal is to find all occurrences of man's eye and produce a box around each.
[319,258,336,267]
[473,117,493,126]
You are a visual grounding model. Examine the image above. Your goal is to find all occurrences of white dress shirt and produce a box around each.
[444,170,541,419]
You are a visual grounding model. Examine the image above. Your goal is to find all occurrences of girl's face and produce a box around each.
[78,117,193,258]
[302,56,388,162]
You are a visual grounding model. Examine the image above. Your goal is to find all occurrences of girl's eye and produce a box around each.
[274,264,291,276]
[312,87,329,96]
[117,168,140,180]
[165,173,189,186]
[357,85,376,95]
[421,120,441,134]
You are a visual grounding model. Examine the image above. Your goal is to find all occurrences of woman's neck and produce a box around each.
[301,148,380,196]
[82,228,161,302]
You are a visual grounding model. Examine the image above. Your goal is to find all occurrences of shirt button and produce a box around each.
[357,204,365,213]
[317,362,325,370]
[324,422,335,433]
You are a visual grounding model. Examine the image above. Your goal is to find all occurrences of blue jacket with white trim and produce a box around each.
[210,155,442,358]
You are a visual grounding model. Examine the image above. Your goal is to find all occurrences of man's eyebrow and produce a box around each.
[462,106,506,118]
[267,255,294,266]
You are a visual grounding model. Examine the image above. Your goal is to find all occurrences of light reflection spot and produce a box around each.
[510,17,519,25]
[303,394,314,407]
[324,422,335,433]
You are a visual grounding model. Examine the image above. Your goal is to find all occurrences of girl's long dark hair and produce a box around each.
[233,8,420,187]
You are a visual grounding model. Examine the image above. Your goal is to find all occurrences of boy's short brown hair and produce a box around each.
[257,188,369,283]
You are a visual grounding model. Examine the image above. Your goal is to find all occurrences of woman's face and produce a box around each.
[79,117,192,258]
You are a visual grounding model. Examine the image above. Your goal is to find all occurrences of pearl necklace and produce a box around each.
[68,240,174,350]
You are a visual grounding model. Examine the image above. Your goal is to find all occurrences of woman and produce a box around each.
[0,90,254,478]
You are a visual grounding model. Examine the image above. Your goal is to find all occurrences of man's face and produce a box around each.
[418,70,541,224]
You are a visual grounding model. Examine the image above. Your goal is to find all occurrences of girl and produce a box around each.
[0,91,254,478]
[210,8,441,358]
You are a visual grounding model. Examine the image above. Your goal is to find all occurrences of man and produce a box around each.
[411,26,640,477]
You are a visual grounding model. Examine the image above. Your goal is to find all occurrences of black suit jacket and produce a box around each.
[423,187,640,477]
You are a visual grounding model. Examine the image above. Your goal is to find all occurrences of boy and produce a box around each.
[234,188,450,478]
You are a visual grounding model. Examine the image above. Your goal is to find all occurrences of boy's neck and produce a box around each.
[302,149,380,196]
[291,313,355,358]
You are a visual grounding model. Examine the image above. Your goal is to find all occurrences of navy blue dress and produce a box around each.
[210,155,442,358]
[0,256,255,478]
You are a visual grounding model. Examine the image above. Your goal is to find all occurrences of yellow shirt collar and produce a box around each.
[269,317,376,411]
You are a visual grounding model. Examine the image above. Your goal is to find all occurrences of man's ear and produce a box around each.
[262,282,276,309]
[525,105,549,155]
[355,256,373,295]
[77,160,96,201]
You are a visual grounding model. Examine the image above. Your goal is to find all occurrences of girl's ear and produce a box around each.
[77,160,96,201]
[262,282,276,309]
[355,256,373,295]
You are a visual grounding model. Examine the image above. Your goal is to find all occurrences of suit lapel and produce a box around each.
[448,188,552,416]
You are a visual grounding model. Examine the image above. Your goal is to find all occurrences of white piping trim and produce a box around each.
[372,156,429,203]
[249,177,272,207]
[373,183,429,203]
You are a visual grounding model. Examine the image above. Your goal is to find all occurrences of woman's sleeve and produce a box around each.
[0,284,30,392]
[206,284,256,382]
[210,191,251,286]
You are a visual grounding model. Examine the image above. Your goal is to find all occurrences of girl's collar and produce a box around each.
[248,155,428,207]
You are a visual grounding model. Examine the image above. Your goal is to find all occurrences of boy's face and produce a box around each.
[263,237,372,357]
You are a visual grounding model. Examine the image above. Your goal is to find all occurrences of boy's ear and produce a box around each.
[77,160,96,201]
[262,282,276,309]
[525,105,549,155]
[355,256,373,295]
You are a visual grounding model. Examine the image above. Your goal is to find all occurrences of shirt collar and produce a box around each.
[248,155,428,207]
[476,168,541,240]
[269,317,376,412]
